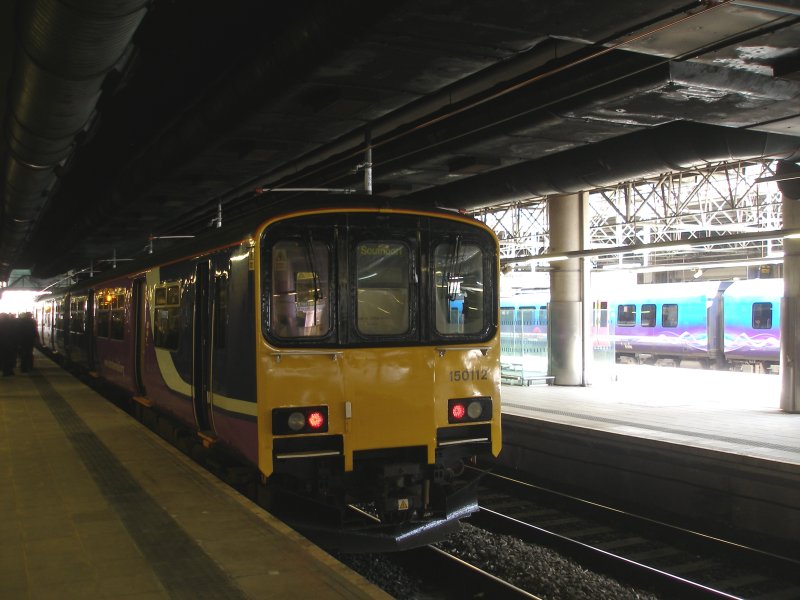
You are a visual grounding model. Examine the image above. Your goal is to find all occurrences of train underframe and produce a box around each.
[269,443,483,552]
[617,351,779,374]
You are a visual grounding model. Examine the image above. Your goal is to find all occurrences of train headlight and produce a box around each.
[287,412,306,431]
[467,400,483,419]
[448,397,491,424]
[272,406,329,435]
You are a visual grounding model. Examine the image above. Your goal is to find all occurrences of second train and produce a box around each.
[500,278,782,374]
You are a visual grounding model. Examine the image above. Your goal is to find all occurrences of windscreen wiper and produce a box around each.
[303,232,321,326]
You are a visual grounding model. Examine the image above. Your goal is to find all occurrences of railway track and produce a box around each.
[338,497,659,599]
[473,469,800,599]
[332,504,543,599]
[393,546,539,599]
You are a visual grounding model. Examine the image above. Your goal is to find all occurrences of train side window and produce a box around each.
[110,293,125,340]
[520,308,534,331]
[154,283,181,350]
[539,305,548,327]
[96,289,125,339]
[270,240,331,338]
[357,241,410,335]
[662,304,678,328]
[641,303,656,328]
[500,307,514,330]
[70,296,87,333]
[55,300,65,330]
[96,293,110,338]
[167,285,179,305]
[617,304,636,327]
[597,301,608,328]
[752,302,772,329]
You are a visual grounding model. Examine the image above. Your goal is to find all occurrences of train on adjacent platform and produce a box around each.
[35,197,502,550]
[500,278,782,373]
[608,278,782,371]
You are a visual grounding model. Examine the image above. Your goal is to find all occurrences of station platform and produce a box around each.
[500,364,800,466]
[0,352,388,600]
[496,364,800,551]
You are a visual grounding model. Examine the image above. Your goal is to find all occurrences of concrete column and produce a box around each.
[548,192,590,386]
[780,164,800,413]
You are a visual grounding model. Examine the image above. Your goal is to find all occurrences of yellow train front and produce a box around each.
[36,201,500,551]
[255,206,501,549]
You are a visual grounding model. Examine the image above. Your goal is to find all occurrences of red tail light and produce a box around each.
[451,403,466,420]
[307,411,325,429]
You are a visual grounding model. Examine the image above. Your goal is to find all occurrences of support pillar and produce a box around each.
[548,192,591,386]
[780,163,800,413]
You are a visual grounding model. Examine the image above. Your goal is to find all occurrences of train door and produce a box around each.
[39,300,52,349]
[709,282,731,368]
[192,260,213,433]
[86,293,95,370]
[209,271,229,427]
[132,278,146,396]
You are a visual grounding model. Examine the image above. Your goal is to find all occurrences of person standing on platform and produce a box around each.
[0,313,16,376]
[17,313,38,372]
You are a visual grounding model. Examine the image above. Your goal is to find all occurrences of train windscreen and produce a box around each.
[261,213,496,346]
[433,240,486,335]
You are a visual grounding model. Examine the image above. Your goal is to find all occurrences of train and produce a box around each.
[500,278,782,374]
[34,197,502,550]
[608,278,782,371]
[499,291,551,381]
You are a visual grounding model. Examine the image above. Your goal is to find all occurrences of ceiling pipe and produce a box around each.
[408,122,800,210]
[0,0,148,280]
[29,0,391,275]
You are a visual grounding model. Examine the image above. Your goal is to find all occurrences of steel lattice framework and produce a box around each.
[473,160,783,271]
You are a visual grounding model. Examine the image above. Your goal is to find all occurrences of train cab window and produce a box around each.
[752,302,773,329]
[641,303,656,328]
[270,240,331,338]
[434,241,485,335]
[617,304,636,327]
[356,242,410,335]
[153,283,181,349]
[662,304,678,328]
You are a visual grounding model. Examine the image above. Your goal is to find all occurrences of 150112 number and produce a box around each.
[449,369,488,382]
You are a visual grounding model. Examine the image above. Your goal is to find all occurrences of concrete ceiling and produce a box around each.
[1,0,799,281]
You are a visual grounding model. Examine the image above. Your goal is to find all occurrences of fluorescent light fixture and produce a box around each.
[538,255,568,262]
[601,261,643,270]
